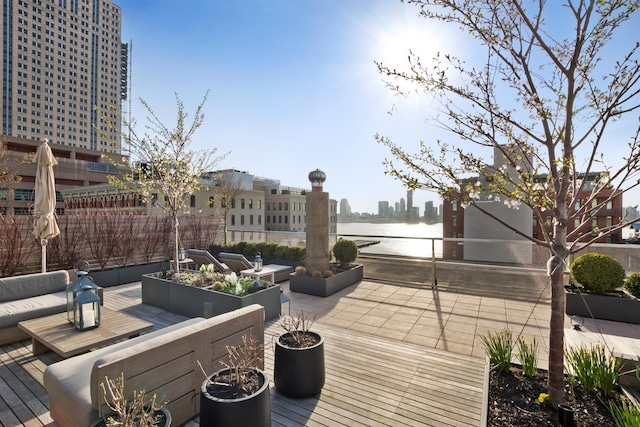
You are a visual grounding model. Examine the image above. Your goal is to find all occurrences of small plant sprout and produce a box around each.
[198,334,263,395]
[517,337,538,377]
[100,372,167,427]
[480,329,513,373]
[278,311,317,347]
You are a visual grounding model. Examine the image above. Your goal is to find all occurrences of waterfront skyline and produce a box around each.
[119,1,640,214]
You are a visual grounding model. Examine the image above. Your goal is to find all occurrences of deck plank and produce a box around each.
[0,282,488,427]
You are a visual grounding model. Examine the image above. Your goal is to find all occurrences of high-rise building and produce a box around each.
[378,201,389,218]
[1,0,126,152]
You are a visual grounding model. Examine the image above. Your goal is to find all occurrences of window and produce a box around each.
[278,215,282,223]
[278,202,282,210]
[452,200,457,211]
[249,199,253,209]
[574,200,581,210]
[14,189,35,201]
[266,203,270,211]
[231,198,235,209]
[190,195,196,208]
[606,200,613,210]
[241,199,245,209]
[250,215,254,225]
[231,215,235,226]
[452,215,457,227]
[533,217,538,227]
[606,216,613,227]
[258,215,262,225]
[284,202,288,211]
[258,200,262,209]
[591,217,598,229]
[285,216,288,223]
[241,215,245,226]
[574,218,580,228]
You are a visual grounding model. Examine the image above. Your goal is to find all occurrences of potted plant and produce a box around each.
[274,311,325,398]
[565,252,639,323]
[94,372,171,427]
[198,334,271,427]
[289,239,364,297]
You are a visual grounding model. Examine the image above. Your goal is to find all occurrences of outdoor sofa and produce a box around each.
[219,251,294,282]
[0,270,69,346]
[43,304,265,427]
[186,248,232,273]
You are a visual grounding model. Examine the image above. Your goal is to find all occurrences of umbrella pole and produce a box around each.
[41,239,47,273]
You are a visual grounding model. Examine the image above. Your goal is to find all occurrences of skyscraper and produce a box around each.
[1,0,126,153]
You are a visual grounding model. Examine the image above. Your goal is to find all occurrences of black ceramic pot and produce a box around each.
[200,368,271,427]
[274,331,325,398]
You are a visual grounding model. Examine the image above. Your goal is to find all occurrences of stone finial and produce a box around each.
[308,169,326,192]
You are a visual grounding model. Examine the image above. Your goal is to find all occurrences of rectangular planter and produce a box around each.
[565,288,640,324]
[89,262,165,287]
[289,264,363,297]
[141,273,281,321]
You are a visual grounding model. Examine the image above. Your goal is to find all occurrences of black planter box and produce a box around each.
[565,287,640,324]
[141,273,282,321]
[88,262,165,287]
[289,264,363,297]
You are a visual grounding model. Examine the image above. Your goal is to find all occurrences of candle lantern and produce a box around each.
[66,271,99,324]
[73,284,101,331]
[253,252,263,272]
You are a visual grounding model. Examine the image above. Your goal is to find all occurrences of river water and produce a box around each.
[337,222,443,258]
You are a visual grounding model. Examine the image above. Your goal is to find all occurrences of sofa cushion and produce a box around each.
[0,291,66,328]
[43,317,205,427]
[0,270,69,302]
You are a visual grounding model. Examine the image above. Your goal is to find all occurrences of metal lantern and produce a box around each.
[178,247,186,261]
[66,271,99,324]
[73,284,101,331]
[253,252,263,272]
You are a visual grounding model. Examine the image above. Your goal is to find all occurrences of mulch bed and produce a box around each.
[488,366,618,426]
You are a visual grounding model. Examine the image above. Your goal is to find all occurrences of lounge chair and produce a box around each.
[219,252,294,283]
[186,249,232,274]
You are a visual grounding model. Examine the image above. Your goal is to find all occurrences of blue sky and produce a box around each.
[119,1,640,214]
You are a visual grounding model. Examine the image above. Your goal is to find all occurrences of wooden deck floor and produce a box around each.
[0,282,488,427]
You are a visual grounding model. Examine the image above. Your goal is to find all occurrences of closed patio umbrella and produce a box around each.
[32,138,60,272]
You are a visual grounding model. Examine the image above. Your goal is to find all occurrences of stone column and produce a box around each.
[305,169,330,275]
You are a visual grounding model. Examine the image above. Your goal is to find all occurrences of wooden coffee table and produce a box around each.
[18,307,154,358]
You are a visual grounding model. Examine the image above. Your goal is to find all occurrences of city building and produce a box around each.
[443,154,624,262]
[378,201,390,218]
[2,135,126,215]
[1,0,126,152]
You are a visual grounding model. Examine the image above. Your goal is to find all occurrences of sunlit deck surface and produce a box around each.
[3,271,640,426]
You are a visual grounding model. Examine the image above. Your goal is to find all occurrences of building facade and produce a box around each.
[1,0,125,152]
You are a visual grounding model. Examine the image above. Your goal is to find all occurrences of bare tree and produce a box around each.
[0,214,37,277]
[211,170,245,245]
[48,214,87,270]
[376,0,640,403]
[100,91,228,272]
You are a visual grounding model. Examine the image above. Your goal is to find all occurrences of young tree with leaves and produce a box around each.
[102,91,228,272]
[376,0,640,403]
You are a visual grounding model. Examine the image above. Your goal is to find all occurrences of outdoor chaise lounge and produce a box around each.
[186,249,232,274]
[219,252,294,283]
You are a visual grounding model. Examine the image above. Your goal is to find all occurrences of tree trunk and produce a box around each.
[174,216,180,272]
[548,222,568,404]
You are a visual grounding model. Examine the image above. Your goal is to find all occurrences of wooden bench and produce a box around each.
[43,304,265,427]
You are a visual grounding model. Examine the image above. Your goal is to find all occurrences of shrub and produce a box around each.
[312,270,322,278]
[332,239,358,266]
[624,272,640,298]
[322,270,333,278]
[570,253,626,293]
[294,266,307,276]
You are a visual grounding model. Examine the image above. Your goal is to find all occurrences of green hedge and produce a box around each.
[212,242,305,262]
[570,253,626,293]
